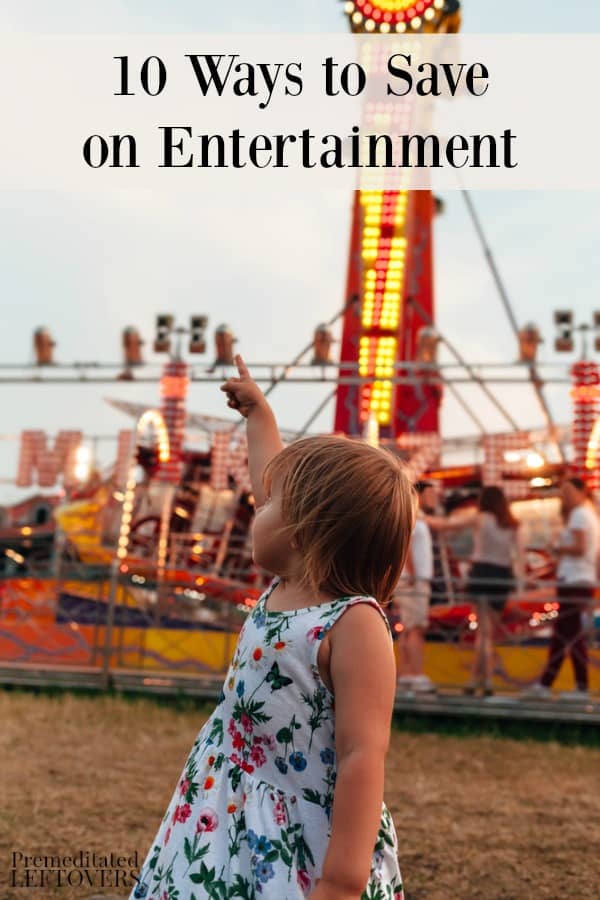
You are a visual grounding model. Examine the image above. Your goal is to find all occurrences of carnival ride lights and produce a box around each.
[358,188,408,427]
[116,409,170,562]
[530,477,553,488]
[335,0,460,438]
[553,312,600,491]
[525,451,545,470]
[586,413,600,472]
[73,445,93,483]
[571,360,600,491]
[114,341,191,584]
[507,450,544,465]
[344,0,451,34]
[137,410,171,463]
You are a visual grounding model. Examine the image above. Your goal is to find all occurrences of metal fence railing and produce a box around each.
[1,540,599,706]
[389,574,599,699]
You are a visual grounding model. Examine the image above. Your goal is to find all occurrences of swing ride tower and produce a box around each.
[334,0,461,439]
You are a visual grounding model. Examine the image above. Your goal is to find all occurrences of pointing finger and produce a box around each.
[220,376,243,390]
[235,354,251,380]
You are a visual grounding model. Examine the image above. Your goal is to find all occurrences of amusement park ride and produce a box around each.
[335,0,460,439]
[1,0,600,696]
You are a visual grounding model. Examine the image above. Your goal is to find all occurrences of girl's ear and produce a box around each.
[290,538,299,550]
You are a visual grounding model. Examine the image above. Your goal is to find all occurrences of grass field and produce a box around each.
[1,689,599,900]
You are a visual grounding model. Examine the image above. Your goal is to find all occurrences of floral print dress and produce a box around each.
[129,580,404,900]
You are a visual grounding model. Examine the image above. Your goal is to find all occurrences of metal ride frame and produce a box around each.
[0,360,584,385]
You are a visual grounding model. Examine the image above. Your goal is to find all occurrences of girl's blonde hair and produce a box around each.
[263,435,417,605]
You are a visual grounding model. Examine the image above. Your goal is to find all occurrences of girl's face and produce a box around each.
[251,479,295,574]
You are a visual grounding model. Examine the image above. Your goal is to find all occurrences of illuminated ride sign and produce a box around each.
[17,431,83,491]
[572,360,600,491]
[343,0,458,34]
[334,0,460,438]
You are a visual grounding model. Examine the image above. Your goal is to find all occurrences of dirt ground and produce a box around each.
[1,690,599,900]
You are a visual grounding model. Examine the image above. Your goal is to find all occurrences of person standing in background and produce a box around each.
[418,481,448,606]
[464,486,525,697]
[394,482,435,694]
[425,487,525,697]
[525,477,599,701]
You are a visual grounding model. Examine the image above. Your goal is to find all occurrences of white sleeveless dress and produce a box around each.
[129,580,404,900]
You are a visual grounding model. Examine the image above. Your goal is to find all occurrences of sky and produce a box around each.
[1,1,600,502]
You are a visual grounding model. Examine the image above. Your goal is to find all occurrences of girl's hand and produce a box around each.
[220,355,267,418]
[307,879,361,900]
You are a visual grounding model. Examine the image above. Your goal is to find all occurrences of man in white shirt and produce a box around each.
[393,481,435,693]
[531,477,599,699]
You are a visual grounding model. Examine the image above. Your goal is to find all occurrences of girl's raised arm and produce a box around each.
[220,354,284,506]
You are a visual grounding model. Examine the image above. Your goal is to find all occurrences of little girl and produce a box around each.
[129,356,415,900]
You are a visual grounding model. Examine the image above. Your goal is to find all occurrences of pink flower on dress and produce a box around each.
[273,800,287,825]
[196,807,219,833]
[249,744,266,767]
[306,626,324,644]
[240,713,254,734]
[231,752,255,774]
[232,730,245,751]
[179,777,190,796]
[297,870,311,892]
[228,718,237,737]
[172,803,192,824]
[164,827,171,846]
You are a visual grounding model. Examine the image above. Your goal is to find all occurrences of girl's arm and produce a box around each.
[220,355,284,507]
[309,603,396,900]
[424,507,478,533]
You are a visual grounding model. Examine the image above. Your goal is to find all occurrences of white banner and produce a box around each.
[1,34,599,191]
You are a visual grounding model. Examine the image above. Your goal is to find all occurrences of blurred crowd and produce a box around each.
[391,476,599,701]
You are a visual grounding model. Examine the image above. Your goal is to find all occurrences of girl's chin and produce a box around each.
[252,552,285,577]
